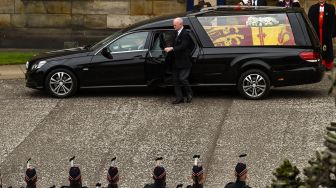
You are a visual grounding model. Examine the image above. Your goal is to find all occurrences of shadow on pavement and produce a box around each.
[269,88,328,99]
[24,86,328,100]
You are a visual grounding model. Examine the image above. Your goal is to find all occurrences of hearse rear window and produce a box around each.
[197,14,296,47]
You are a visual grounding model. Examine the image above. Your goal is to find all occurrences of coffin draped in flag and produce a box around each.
[199,14,296,47]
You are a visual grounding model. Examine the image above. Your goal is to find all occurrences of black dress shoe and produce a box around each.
[172,99,184,104]
[186,95,192,103]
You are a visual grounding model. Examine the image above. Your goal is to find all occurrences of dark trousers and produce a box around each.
[172,68,192,100]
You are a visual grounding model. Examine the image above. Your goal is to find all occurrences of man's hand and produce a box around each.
[164,47,173,53]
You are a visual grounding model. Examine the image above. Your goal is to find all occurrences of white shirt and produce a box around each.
[177,27,184,37]
[320,4,324,12]
[253,0,257,6]
[172,26,184,51]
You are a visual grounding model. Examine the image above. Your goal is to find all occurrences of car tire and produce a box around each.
[45,68,78,98]
[238,69,270,100]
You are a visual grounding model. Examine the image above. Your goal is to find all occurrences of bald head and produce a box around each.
[173,17,184,31]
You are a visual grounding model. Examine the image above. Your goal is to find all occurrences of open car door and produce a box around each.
[145,30,176,86]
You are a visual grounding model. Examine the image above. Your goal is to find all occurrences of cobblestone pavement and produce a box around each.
[0,78,335,188]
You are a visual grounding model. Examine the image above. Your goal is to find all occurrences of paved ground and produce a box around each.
[0,77,335,188]
[0,65,25,79]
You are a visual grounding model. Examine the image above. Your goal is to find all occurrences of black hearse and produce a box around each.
[25,6,324,99]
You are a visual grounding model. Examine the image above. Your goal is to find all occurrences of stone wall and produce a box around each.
[0,0,186,30]
[0,0,185,48]
[0,0,327,30]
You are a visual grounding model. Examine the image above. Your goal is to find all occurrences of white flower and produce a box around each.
[246,16,280,27]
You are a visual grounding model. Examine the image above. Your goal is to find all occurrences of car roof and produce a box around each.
[122,6,303,32]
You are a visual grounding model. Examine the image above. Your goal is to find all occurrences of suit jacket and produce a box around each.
[172,28,194,69]
[308,3,335,61]
[252,0,267,6]
[334,15,336,37]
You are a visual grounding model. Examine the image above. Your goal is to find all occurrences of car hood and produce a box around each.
[31,47,90,62]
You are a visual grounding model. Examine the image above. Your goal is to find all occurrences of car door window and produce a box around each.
[108,32,149,52]
[150,31,175,58]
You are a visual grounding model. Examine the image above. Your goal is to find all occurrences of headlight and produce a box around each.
[26,61,29,70]
[31,60,47,70]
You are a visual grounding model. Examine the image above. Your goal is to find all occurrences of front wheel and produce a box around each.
[238,69,270,100]
[45,68,78,98]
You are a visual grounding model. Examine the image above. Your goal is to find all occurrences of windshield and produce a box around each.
[89,30,123,50]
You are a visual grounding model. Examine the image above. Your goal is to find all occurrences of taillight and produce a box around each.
[299,51,320,63]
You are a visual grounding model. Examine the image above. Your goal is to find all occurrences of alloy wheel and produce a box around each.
[242,73,267,98]
[49,72,73,96]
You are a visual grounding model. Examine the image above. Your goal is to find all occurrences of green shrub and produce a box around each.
[269,122,336,188]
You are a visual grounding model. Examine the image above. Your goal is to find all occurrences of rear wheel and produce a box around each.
[238,69,270,100]
[45,68,77,98]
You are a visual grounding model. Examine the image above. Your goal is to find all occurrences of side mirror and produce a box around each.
[101,47,113,59]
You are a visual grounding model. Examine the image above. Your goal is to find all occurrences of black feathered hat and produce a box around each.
[107,157,119,184]
[69,167,81,182]
[25,158,37,184]
[192,155,203,177]
[152,157,166,181]
[68,156,81,183]
[192,166,203,177]
[235,154,247,177]
[25,168,37,184]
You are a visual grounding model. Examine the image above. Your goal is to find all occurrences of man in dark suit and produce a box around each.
[251,0,267,6]
[164,18,194,104]
[308,0,335,70]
